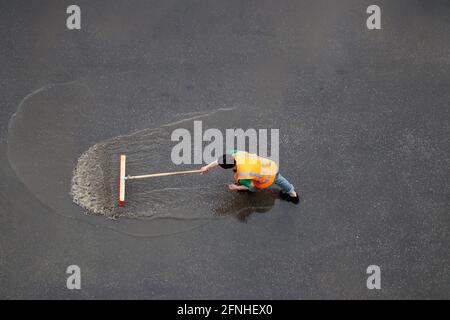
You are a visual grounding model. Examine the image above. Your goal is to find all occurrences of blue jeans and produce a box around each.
[274,173,295,194]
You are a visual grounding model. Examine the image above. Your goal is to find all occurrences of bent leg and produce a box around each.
[274,173,295,194]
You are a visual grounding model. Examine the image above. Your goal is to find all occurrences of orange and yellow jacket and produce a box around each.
[233,151,278,189]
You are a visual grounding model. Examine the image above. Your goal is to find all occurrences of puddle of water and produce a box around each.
[7,81,281,236]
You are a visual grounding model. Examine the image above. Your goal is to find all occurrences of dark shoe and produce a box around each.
[279,191,300,204]
[290,193,300,204]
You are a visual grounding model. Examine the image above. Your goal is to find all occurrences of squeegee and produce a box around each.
[118,154,202,206]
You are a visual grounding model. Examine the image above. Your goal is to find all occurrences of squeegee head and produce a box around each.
[118,154,126,206]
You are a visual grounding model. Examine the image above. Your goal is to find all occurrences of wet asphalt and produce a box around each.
[0,0,449,299]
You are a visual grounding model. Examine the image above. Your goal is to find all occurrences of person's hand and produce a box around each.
[228,183,239,191]
[200,165,210,175]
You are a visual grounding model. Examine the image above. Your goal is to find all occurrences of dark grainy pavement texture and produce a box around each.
[1,0,449,299]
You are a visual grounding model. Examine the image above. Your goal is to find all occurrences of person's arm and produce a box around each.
[229,183,249,191]
[230,179,257,192]
[200,150,237,174]
[200,159,218,174]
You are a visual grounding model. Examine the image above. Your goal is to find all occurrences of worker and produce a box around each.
[200,150,299,203]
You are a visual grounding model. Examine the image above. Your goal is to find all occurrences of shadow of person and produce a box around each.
[213,189,281,222]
